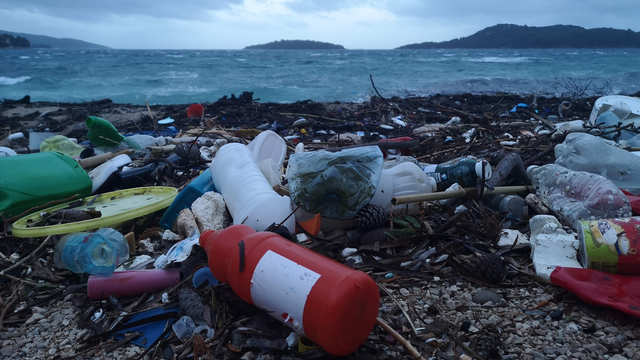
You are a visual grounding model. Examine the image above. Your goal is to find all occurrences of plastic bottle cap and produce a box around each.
[526,165,540,178]
[475,160,492,180]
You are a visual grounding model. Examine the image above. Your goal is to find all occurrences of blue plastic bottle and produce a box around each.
[159,169,217,229]
[53,228,129,276]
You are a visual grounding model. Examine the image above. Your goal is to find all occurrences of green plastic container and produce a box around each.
[85,116,125,147]
[0,152,92,219]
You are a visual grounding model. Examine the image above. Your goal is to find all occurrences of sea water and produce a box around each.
[0,48,638,104]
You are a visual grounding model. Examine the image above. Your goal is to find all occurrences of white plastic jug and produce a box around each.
[369,162,437,214]
[247,130,286,166]
[210,143,295,234]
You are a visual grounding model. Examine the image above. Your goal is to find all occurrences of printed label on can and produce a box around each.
[250,250,321,334]
[579,218,640,275]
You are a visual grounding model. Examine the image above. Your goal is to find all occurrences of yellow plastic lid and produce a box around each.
[12,187,178,238]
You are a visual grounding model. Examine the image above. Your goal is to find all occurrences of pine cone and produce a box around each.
[174,143,201,161]
[472,325,502,359]
[354,204,388,231]
[456,253,507,285]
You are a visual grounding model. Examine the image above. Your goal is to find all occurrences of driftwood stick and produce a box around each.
[375,317,425,360]
[378,284,418,336]
[279,113,345,123]
[370,74,386,100]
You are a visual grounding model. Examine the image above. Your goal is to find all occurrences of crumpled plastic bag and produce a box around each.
[287,146,383,218]
[40,135,84,158]
[154,230,200,269]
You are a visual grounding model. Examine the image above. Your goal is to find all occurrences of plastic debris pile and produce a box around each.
[2,92,640,360]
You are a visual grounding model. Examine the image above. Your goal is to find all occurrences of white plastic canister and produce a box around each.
[369,162,437,214]
[210,143,295,234]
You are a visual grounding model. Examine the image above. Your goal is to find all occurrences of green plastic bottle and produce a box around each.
[423,157,492,191]
[0,152,92,219]
[85,116,125,147]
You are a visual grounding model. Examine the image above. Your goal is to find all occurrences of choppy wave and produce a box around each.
[0,76,31,85]
[1,48,638,104]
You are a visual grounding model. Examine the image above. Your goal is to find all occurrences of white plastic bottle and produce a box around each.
[210,143,295,234]
[369,162,437,214]
[555,133,640,194]
[527,164,631,228]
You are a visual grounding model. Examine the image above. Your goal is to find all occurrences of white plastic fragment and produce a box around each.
[341,247,362,264]
[445,117,461,126]
[296,233,309,243]
[462,128,476,143]
[529,215,583,282]
[162,230,182,241]
[139,238,155,252]
[413,123,445,135]
[498,229,530,247]
[116,255,153,271]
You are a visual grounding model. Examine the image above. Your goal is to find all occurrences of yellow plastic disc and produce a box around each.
[12,187,178,238]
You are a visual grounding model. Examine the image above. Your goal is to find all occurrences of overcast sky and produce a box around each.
[1,0,639,49]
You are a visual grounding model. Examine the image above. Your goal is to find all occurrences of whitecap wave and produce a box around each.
[167,55,184,58]
[19,56,30,59]
[467,56,532,63]
[0,76,31,85]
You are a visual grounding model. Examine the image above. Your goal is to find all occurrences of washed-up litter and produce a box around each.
[3,93,640,360]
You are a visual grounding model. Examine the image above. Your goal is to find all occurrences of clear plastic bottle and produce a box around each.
[555,133,640,194]
[527,164,632,228]
[53,228,129,276]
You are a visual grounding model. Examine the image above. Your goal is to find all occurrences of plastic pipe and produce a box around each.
[392,185,532,205]
[87,268,181,299]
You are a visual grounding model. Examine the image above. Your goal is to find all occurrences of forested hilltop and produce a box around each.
[245,40,345,50]
[0,34,30,49]
[398,24,640,49]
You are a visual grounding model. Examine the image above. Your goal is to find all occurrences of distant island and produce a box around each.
[397,24,640,49]
[0,34,30,49]
[0,30,109,49]
[245,40,345,50]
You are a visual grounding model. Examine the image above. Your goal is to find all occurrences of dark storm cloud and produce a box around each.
[0,0,243,21]
[285,0,640,31]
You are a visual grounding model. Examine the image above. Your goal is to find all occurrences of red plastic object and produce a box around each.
[87,268,181,300]
[187,104,204,118]
[380,137,413,158]
[550,267,640,317]
[199,225,380,356]
[621,189,640,215]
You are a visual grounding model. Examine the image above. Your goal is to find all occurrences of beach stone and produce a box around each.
[472,289,502,304]
[25,313,44,325]
[1,347,15,356]
[610,355,628,360]
[605,326,620,334]
[532,351,548,360]
[191,192,230,232]
[549,309,563,320]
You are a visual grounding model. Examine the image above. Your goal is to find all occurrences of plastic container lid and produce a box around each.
[475,160,493,180]
[193,267,219,288]
[12,187,178,238]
